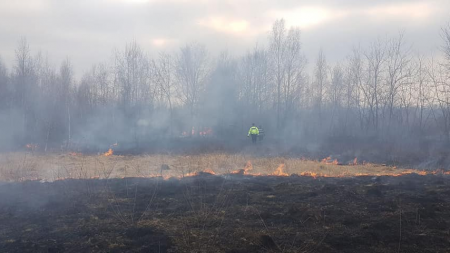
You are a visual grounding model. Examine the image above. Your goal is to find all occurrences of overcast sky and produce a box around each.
[0,0,448,77]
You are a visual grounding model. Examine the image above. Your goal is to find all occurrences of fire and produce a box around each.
[300,171,319,179]
[232,161,253,174]
[202,168,216,175]
[25,143,37,150]
[183,127,213,137]
[271,163,288,176]
[199,127,213,136]
[183,168,216,177]
[322,157,338,165]
[104,148,113,156]
[244,161,252,173]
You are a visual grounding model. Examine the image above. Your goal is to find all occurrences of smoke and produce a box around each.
[0,109,25,151]
[0,20,450,169]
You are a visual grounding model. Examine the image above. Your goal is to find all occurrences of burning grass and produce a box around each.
[0,152,445,182]
[1,152,450,252]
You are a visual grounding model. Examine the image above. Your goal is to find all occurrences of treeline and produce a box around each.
[1,20,450,154]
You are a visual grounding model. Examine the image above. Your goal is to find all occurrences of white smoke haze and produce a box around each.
[3,4,450,253]
[0,0,449,168]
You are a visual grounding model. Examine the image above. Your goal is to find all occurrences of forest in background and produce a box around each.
[1,19,450,166]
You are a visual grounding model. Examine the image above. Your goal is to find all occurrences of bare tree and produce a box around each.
[238,45,272,121]
[363,38,386,131]
[441,23,450,70]
[385,32,411,129]
[429,58,450,142]
[0,57,9,110]
[153,52,176,135]
[13,38,39,141]
[59,58,74,148]
[270,19,287,130]
[115,41,151,109]
[329,64,344,131]
[314,48,328,121]
[176,43,209,134]
[283,27,306,127]
[413,56,430,132]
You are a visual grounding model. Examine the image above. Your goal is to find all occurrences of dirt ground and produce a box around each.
[1,173,450,252]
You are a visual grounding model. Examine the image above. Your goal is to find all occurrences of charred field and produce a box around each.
[1,153,450,252]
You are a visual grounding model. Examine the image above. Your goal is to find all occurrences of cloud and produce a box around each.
[364,2,433,19]
[0,0,447,77]
[268,2,436,30]
[197,17,250,34]
[268,7,345,30]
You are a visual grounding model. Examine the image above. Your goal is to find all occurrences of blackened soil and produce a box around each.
[1,174,450,252]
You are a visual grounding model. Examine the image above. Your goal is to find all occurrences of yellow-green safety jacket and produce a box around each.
[248,126,259,136]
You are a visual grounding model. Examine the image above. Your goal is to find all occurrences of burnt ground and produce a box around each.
[1,174,450,252]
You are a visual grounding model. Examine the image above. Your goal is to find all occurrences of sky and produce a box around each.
[0,0,448,77]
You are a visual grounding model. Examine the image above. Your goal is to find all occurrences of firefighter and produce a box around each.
[247,123,259,144]
[258,125,265,141]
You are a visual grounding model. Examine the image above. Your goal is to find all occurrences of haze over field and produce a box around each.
[4,2,450,252]
[1,0,450,168]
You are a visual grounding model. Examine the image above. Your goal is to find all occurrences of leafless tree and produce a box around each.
[115,41,151,108]
[0,57,9,110]
[13,38,39,141]
[314,48,328,122]
[385,32,411,129]
[153,52,176,135]
[59,58,74,148]
[282,27,306,126]
[363,38,386,131]
[238,45,272,120]
[270,19,287,130]
[428,58,450,142]
[176,43,209,133]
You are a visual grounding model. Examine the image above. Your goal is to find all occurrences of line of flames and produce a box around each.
[18,168,450,183]
[18,153,450,182]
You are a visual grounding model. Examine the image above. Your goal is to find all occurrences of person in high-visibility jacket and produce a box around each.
[247,123,259,144]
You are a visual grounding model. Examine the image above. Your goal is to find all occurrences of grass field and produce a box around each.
[0,152,440,182]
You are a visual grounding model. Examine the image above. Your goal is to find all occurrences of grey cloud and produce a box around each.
[0,0,448,76]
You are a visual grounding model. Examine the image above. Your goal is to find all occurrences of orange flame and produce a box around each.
[183,168,217,177]
[104,149,113,156]
[300,171,319,179]
[271,163,288,176]
[231,161,253,174]
[203,168,216,175]
[244,161,253,173]
[322,157,338,165]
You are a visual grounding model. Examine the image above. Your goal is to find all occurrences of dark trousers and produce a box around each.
[251,134,257,144]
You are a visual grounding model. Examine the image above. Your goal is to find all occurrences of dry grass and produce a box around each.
[0,152,434,182]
